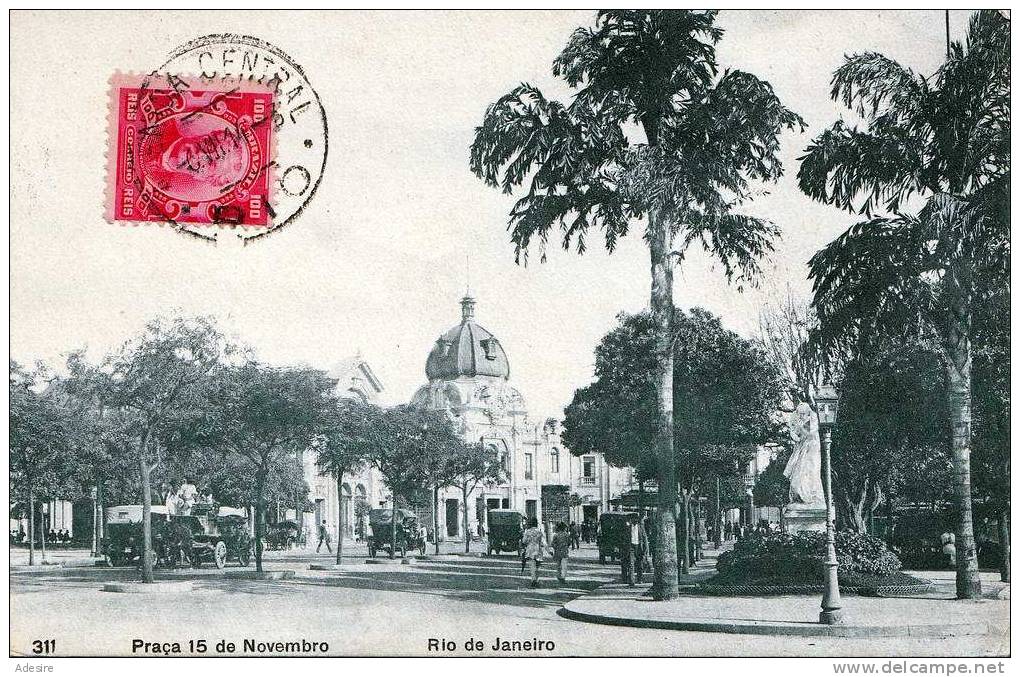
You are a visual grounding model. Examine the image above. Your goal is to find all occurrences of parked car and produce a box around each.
[367,509,425,558]
[486,510,525,556]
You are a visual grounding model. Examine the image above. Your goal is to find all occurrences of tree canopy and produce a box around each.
[563,308,787,495]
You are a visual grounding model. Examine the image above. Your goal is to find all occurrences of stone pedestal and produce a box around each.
[785,504,826,534]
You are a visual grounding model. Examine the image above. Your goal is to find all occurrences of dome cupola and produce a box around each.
[425,296,510,381]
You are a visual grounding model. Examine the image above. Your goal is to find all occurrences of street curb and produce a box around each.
[559,583,1000,638]
[557,605,992,638]
[102,581,194,593]
[224,570,295,580]
[308,564,346,571]
[9,562,61,570]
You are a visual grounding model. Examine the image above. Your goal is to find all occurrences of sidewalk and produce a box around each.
[561,549,1010,639]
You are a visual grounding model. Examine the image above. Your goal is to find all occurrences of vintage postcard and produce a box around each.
[8,8,1010,667]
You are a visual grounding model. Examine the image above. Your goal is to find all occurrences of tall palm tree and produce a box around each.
[471,10,803,599]
[797,10,1009,598]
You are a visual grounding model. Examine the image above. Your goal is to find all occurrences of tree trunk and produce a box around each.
[694,498,703,560]
[390,493,398,560]
[463,486,471,554]
[139,453,154,583]
[336,474,344,566]
[28,485,35,566]
[714,477,722,549]
[947,315,981,599]
[999,510,1010,583]
[679,491,690,575]
[433,485,440,555]
[647,205,679,600]
[885,488,895,545]
[254,466,267,573]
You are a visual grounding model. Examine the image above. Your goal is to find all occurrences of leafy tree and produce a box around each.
[446,442,505,553]
[98,316,225,583]
[970,288,1010,580]
[753,446,792,515]
[205,362,334,572]
[10,361,75,564]
[471,10,803,600]
[673,309,787,570]
[563,309,787,571]
[562,313,658,479]
[315,397,389,564]
[412,409,471,555]
[796,10,1009,598]
[368,405,433,559]
[832,338,950,533]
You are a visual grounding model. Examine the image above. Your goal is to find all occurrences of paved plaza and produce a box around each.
[9,543,1008,657]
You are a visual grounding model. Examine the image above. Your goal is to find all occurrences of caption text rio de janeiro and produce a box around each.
[428,637,556,653]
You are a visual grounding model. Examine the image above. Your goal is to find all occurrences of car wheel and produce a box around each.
[214,541,227,569]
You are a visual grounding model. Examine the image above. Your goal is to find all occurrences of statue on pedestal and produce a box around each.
[784,402,825,509]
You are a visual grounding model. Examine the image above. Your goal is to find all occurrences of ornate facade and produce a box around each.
[411,296,632,538]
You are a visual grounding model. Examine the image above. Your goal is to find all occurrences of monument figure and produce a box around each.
[783,402,826,532]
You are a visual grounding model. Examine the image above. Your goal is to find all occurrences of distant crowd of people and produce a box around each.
[10,528,73,545]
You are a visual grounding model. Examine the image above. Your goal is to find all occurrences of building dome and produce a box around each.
[425,296,510,381]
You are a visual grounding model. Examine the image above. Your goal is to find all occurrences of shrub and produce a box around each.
[715,530,901,585]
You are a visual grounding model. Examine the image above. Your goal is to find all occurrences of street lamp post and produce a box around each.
[816,384,843,625]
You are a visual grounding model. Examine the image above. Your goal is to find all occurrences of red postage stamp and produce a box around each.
[107,74,274,227]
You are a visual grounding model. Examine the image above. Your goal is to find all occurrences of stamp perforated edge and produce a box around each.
[104,71,278,238]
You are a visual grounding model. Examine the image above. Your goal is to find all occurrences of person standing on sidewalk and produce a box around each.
[551,522,571,583]
[316,520,332,554]
[521,517,547,588]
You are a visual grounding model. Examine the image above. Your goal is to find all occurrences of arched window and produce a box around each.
[550,447,560,474]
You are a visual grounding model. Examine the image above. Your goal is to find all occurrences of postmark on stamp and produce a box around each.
[107,74,275,228]
[160,35,328,243]
[107,36,328,244]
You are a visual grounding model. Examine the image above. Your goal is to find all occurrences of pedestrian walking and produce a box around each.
[521,517,547,588]
[316,520,332,553]
[551,522,571,583]
[569,521,580,549]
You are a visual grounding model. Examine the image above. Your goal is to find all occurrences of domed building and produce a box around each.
[412,295,633,539]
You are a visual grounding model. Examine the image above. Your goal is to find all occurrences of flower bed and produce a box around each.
[702,531,932,596]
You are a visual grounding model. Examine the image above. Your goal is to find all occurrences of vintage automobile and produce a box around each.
[265,520,301,550]
[486,509,525,556]
[102,504,171,567]
[597,511,643,565]
[367,508,425,558]
[166,504,252,569]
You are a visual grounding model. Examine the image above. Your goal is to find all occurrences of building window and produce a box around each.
[524,453,534,480]
[582,456,596,486]
[550,448,560,474]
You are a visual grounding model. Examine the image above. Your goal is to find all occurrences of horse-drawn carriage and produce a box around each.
[486,509,525,556]
[103,504,252,569]
[367,508,426,558]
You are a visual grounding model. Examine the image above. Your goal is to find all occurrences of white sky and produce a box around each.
[10,10,972,417]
